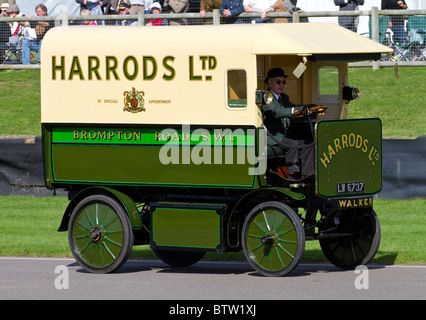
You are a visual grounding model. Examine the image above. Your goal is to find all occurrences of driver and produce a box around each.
[261,67,314,180]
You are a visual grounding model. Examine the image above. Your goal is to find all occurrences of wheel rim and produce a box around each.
[245,207,300,273]
[71,201,125,269]
[320,209,381,269]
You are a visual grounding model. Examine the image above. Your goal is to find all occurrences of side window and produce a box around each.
[227,69,247,108]
[319,66,339,96]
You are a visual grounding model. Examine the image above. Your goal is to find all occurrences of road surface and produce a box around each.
[0,257,425,302]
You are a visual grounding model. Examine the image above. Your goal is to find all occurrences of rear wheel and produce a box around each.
[68,195,134,273]
[319,209,381,270]
[242,201,305,277]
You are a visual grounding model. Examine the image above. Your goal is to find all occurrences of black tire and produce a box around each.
[242,201,305,277]
[319,209,381,270]
[68,194,134,274]
[153,249,206,267]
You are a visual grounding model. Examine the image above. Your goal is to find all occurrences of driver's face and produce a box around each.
[268,77,286,95]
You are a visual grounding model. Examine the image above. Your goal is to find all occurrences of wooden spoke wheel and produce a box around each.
[68,195,134,274]
[242,201,305,277]
[319,209,381,270]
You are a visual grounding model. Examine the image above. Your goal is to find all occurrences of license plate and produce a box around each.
[336,182,365,194]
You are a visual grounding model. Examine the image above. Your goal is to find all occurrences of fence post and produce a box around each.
[371,6,380,70]
[213,9,220,25]
[292,11,300,23]
[138,10,145,26]
[62,11,69,27]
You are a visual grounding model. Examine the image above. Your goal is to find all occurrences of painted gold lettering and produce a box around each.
[320,152,330,168]
[133,131,141,141]
[52,56,65,80]
[341,134,348,148]
[69,56,84,80]
[143,56,157,80]
[333,138,342,153]
[106,56,119,80]
[189,56,202,81]
[328,144,336,160]
[88,56,101,80]
[362,138,369,152]
[356,134,363,148]
[124,131,133,140]
[123,56,138,81]
[162,56,175,81]
[348,133,356,147]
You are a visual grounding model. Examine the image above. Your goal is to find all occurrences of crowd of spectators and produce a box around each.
[0,0,413,64]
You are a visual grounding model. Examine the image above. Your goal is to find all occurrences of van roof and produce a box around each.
[43,23,392,61]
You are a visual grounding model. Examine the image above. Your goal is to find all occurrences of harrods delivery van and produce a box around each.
[41,23,392,276]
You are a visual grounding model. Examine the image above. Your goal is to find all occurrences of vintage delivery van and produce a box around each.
[41,23,392,276]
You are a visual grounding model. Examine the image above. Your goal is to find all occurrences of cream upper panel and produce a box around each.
[41,24,392,126]
[41,25,260,126]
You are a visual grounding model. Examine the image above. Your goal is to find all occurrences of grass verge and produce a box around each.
[0,195,424,265]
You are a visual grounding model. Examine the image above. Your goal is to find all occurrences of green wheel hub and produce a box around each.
[68,195,134,273]
[242,201,305,277]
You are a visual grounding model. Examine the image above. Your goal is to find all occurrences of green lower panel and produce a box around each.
[51,144,255,188]
[151,203,223,250]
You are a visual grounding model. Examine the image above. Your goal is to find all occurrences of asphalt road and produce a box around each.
[0,257,425,302]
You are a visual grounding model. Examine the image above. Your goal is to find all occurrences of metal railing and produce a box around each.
[1,7,426,69]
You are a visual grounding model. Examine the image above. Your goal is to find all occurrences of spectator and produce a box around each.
[381,0,408,44]
[220,0,244,24]
[164,0,189,25]
[130,0,145,14]
[75,0,108,12]
[282,0,302,13]
[20,4,54,65]
[105,0,120,14]
[146,2,169,25]
[243,0,276,23]
[115,2,137,25]
[334,0,364,33]
[80,9,97,25]
[200,0,222,21]
[1,2,9,15]
[280,0,307,22]
[6,4,25,36]
[0,8,12,64]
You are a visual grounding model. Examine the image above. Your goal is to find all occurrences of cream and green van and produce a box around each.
[41,23,392,276]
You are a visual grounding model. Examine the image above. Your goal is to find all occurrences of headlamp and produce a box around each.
[342,86,360,101]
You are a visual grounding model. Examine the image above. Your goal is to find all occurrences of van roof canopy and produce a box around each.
[43,23,392,62]
[250,23,393,61]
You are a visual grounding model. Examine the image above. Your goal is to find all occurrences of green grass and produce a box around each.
[0,70,41,136]
[0,196,424,265]
[0,67,425,138]
[348,67,426,138]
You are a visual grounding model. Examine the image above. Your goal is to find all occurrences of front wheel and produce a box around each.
[242,201,305,277]
[319,209,381,270]
[68,194,134,274]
